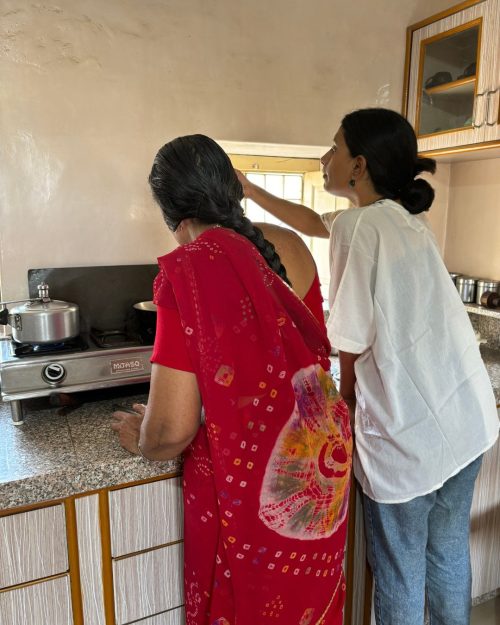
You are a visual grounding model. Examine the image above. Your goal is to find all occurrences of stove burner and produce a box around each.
[90,328,143,349]
[12,335,89,358]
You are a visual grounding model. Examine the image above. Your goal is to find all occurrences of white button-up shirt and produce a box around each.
[323,199,498,503]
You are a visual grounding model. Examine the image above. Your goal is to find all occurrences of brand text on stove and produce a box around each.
[110,358,145,374]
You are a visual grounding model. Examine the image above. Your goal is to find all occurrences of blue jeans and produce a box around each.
[363,456,482,625]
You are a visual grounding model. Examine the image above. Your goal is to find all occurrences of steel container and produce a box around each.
[475,279,500,305]
[455,276,476,303]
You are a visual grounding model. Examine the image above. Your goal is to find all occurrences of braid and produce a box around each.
[212,200,291,286]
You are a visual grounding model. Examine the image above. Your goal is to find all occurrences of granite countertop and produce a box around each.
[0,386,181,511]
[1,349,498,513]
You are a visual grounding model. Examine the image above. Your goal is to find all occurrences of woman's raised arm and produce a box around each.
[236,170,330,238]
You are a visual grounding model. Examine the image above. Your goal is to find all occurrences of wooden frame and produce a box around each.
[414,18,482,138]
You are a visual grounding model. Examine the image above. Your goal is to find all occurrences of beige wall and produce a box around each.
[443,159,500,280]
[0,0,457,300]
[423,162,451,253]
[410,0,464,22]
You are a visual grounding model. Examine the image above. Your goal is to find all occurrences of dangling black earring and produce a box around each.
[349,179,356,188]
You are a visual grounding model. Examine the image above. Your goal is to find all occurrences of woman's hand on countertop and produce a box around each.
[111,403,146,455]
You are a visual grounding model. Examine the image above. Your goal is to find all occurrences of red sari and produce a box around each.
[153,228,352,625]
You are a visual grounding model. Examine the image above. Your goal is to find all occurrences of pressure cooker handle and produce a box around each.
[0,307,9,325]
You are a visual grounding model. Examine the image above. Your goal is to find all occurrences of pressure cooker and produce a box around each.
[0,283,80,344]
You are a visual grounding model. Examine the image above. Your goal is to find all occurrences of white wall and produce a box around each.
[0,0,451,300]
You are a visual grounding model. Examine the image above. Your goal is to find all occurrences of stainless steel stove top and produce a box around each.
[0,336,153,424]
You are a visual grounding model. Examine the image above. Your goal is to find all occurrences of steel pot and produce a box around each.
[0,283,80,344]
[133,301,157,345]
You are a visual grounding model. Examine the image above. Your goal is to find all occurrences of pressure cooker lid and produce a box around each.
[17,299,77,313]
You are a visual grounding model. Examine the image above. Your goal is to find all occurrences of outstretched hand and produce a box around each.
[111,403,146,455]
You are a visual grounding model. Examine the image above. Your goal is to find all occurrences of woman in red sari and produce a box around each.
[112,135,352,625]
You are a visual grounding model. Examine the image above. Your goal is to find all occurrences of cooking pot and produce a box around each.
[0,283,80,344]
[133,301,157,345]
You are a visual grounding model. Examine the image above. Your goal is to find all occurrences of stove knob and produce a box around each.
[42,363,66,384]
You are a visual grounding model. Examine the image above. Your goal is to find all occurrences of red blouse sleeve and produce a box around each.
[151,304,195,372]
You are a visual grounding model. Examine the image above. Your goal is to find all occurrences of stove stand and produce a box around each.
[10,400,24,425]
[0,339,153,424]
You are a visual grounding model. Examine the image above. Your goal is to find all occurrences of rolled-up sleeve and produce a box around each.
[320,210,345,233]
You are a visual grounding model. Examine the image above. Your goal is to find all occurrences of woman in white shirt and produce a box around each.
[237,108,498,625]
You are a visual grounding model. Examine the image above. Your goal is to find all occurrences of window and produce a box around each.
[241,172,312,248]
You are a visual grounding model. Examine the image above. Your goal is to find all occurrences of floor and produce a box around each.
[470,595,500,625]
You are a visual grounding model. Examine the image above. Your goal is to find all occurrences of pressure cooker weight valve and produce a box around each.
[42,363,66,384]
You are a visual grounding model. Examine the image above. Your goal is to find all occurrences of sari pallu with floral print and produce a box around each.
[154,228,352,625]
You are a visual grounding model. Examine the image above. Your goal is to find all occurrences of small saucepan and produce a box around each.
[133,301,157,345]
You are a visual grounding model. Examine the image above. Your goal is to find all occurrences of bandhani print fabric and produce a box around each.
[154,228,352,625]
[259,364,350,540]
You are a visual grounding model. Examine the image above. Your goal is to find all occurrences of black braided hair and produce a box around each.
[148,134,291,286]
[341,108,436,214]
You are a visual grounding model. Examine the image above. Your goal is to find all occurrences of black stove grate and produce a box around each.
[12,335,89,358]
[90,328,143,349]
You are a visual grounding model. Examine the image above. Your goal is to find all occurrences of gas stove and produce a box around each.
[0,335,153,424]
[0,263,160,424]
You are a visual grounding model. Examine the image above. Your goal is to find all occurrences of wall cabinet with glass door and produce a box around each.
[403,0,500,156]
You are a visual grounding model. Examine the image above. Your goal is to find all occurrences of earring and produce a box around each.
[349,179,356,188]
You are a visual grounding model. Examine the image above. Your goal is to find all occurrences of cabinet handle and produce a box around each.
[472,91,486,128]
[485,88,499,126]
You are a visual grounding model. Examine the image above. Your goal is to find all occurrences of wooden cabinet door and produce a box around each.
[109,476,183,557]
[482,0,500,142]
[0,576,73,625]
[112,542,184,624]
[133,607,185,625]
[75,494,106,625]
[0,504,68,589]
[405,0,499,153]
[469,410,500,599]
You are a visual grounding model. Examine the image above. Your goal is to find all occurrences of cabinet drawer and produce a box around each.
[0,575,73,625]
[113,542,183,624]
[109,477,183,557]
[0,504,68,589]
[133,606,185,625]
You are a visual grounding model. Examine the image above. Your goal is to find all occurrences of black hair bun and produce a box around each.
[399,178,435,214]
